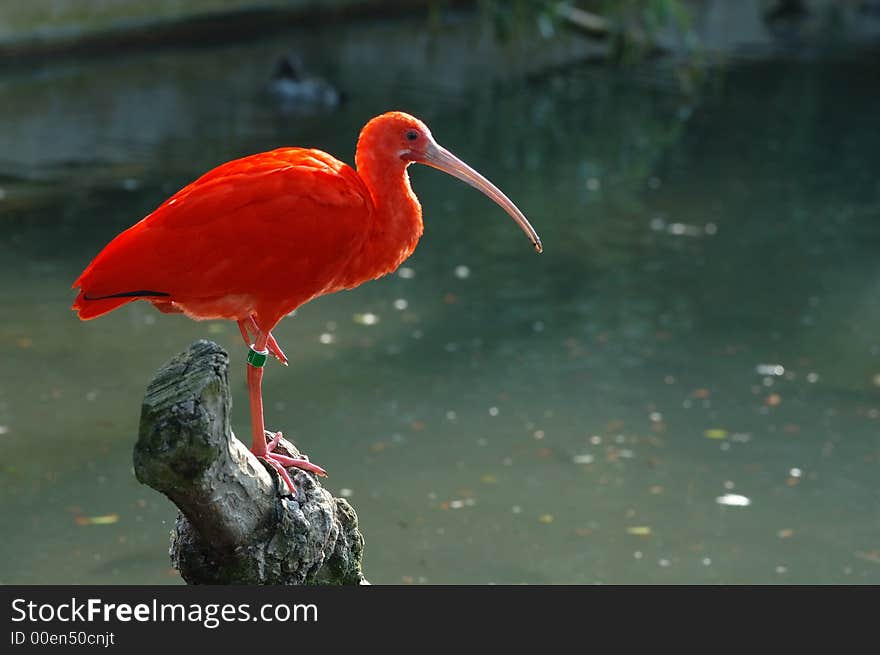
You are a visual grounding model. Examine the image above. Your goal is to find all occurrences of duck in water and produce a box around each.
[267,55,343,113]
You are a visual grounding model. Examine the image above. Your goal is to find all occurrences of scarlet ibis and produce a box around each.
[72,111,542,494]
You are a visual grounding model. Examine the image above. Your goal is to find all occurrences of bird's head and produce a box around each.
[359,111,542,253]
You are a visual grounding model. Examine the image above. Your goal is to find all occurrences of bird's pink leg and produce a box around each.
[246,327,326,495]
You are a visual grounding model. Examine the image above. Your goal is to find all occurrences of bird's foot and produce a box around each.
[257,430,328,495]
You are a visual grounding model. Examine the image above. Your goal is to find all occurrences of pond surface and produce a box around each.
[0,16,878,584]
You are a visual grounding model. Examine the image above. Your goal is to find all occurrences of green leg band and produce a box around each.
[247,346,269,368]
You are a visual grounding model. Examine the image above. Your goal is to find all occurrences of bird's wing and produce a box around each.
[153,148,368,220]
[73,148,374,317]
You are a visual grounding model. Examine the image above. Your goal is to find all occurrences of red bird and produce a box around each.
[72,111,542,494]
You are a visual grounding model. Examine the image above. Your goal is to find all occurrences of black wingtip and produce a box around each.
[83,290,171,300]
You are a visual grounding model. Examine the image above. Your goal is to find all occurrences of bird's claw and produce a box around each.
[267,451,327,477]
[267,339,288,366]
[265,429,282,452]
[262,455,297,496]
[258,430,328,495]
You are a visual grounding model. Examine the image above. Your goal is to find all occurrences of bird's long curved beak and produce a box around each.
[419,142,543,254]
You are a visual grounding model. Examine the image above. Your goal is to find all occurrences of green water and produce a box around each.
[1,19,878,584]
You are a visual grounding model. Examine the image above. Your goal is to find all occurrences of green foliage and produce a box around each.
[477,0,701,62]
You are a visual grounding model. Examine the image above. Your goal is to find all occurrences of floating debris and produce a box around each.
[573,454,594,465]
[855,550,880,565]
[716,493,751,507]
[338,488,353,498]
[626,526,652,536]
[454,265,471,279]
[668,223,703,237]
[319,333,336,344]
[488,406,499,417]
[704,429,727,439]
[397,267,415,279]
[777,528,794,539]
[480,474,497,484]
[353,312,379,326]
[765,393,782,406]
[393,298,408,310]
[0,426,8,435]
[538,513,554,524]
[75,514,119,526]
[756,364,785,376]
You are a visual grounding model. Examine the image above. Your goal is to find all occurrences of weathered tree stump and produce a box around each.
[133,339,367,585]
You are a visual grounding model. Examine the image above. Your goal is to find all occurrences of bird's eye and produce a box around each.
[405,130,419,141]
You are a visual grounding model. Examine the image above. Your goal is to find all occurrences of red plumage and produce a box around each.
[73,148,373,324]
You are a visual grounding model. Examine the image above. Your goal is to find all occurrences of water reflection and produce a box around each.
[0,20,878,584]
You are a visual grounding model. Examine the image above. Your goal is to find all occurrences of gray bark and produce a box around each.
[133,339,367,585]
